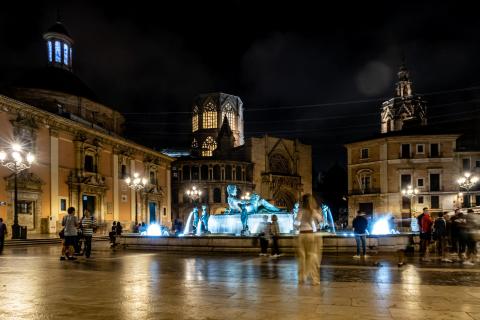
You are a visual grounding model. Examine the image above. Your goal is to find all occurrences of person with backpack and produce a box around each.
[433,212,451,262]
[61,207,79,261]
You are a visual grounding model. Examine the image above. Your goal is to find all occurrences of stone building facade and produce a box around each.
[346,63,480,224]
[0,19,173,233]
[172,93,312,222]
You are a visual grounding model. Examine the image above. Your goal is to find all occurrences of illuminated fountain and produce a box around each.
[181,184,337,236]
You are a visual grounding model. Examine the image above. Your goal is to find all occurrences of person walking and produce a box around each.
[258,215,271,256]
[455,210,468,262]
[270,214,281,257]
[0,218,7,254]
[61,207,79,261]
[80,209,96,258]
[295,194,323,286]
[420,208,433,262]
[449,209,461,257]
[464,209,479,265]
[109,221,117,247]
[433,212,451,262]
[352,211,369,259]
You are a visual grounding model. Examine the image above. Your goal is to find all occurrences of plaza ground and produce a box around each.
[1,245,480,320]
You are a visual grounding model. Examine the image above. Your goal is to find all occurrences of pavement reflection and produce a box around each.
[1,246,480,320]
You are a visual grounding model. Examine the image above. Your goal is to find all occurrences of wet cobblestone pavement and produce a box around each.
[1,245,480,319]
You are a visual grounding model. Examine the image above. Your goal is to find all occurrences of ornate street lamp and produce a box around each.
[125,172,147,225]
[185,186,202,204]
[0,143,35,239]
[401,185,418,220]
[457,172,479,208]
[457,172,479,191]
[240,192,251,201]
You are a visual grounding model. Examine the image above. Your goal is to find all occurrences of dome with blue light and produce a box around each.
[43,19,74,71]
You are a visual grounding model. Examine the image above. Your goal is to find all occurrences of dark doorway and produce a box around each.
[149,202,157,223]
[82,195,95,217]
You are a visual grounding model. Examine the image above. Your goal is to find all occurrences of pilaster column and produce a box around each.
[113,154,119,221]
[166,166,172,225]
[49,129,59,233]
[130,159,136,223]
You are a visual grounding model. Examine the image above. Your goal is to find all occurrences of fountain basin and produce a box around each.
[120,233,414,253]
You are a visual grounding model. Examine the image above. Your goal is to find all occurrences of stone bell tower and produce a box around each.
[380,62,427,133]
[190,93,244,157]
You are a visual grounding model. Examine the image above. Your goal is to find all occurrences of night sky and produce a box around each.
[1,1,480,183]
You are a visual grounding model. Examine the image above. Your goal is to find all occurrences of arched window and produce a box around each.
[269,153,290,174]
[225,165,232,180]
[274,191,295,209]
[222,103,236,131]
[236,165,242,181]
[202,136,217,157]
[192,106,199,132]
[355,169,373,194]
[47,41,53,62]
[182,165,190,181]
[201,165,209,181]
[191,138,198,148]
[213,165,221,180]
[63,43,69,65]
[202,102,217,129]
[213,188,222,203]
[54,41,61,63]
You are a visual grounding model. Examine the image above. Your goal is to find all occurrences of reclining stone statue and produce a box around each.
[226,184,281,214]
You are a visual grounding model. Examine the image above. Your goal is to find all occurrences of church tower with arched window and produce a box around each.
[191,93,244,157]
[43,16,74,71]
[380,62,427,133]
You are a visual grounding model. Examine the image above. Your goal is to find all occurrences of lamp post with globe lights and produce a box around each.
[457,172,479,207]
[241,192,251,201]
[185,186,202,205]
[0,143,35,239]
[401,185,418,220]
[185,186,202,234]
[125,172,148,225]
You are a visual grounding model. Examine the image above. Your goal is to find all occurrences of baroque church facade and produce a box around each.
[346,63,480,225]
[171,93,312,222]
[0,19,173,233]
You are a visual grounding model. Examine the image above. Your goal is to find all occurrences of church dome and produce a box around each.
[9,66,98,102]
[46,21,72,38]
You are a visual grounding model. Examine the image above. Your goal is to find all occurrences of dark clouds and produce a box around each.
[1,1,480,172]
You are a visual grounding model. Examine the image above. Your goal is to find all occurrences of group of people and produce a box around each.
[132,222,147,234]
[60,207,97,260]
[418,207,479,264]
[109,221,123,247]
[257,214,281,257]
